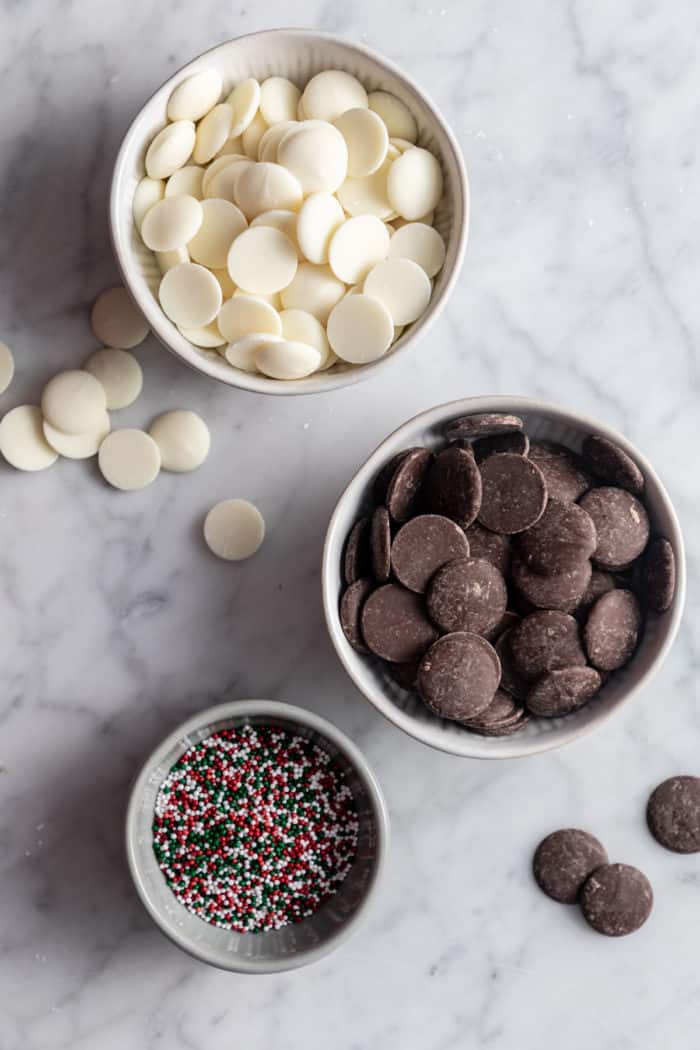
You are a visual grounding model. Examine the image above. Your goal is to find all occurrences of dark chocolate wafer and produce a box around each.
[478,454,547,535]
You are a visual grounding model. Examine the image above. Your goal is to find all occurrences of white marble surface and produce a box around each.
[1,1,699,1047]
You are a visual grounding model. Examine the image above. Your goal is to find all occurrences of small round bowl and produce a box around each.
[110,28,468,396]
[322,396,686,759]
[125,700,389,972]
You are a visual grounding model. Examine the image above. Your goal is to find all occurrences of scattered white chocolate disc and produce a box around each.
[217,295,282,343]
[250,210,301,257]
[259,77,301,125]
[258,121,297,164]
[227,227,297,295]
[188,199,247,269]
[193,103,234,164]
[149,409,210,472]
[242,112,268,159]
[145,121,196,180]
[280,262,345,323]
[388,222,446,278]
[228,78,261,137]
[327,293,393,364]
[255,339,321,380]
[178,321,226,348]
[234,162,302,220]
[41,369,108,435]
[43,411,110,460]
[91,286,150,349]
[204,498,265,561]
[167,70,222,122]
[328,215,390,284]
[368,91,417,142]
[334,108,388,177]
[0,341,15,394]
[156,246,189,273]
[0,405,58,471]
[141,195,203,252]
[279,309,331,366]
[165,165,205,200]
[225,333,282,372]
[336,154,394,219]
[296,192,344,265]
[387,146,444,221]
[277,121,348,194]
[159,263,222,328]
[83,348,143,410]
[364,257,432,324]
[133,177,164,229]
[98,429,161,491]
[302,70,368,122]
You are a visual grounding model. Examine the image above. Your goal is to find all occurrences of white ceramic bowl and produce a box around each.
[110,29,469,396]
[126,700,389,973]
[322,397,686,759]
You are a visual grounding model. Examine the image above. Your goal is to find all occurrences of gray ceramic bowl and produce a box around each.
[126,700,389,972]
[322,396,686,759]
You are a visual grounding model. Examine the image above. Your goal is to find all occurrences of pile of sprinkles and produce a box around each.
[153,724,359,933]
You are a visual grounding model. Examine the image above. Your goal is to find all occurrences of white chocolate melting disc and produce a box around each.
[83,348,143,410]
[0,405,58,471]
[368,91,418,142]
[279,263,345,324]
[165,165,205,200]
[217,295,282,343]
[327,293,393,364]
[145,121,196,180]
[188,199,247,270]
[133,176,164,229]
[98,429,161,491]
[259,77,301,125]
[201,154,245,196]
[279,309,331,368]
[277,121,348,195]
[43,412,110,460]
[250,210,301,258]
[241,111,268,159]
[228,78,261,137]
[91,286,150,349]
[159,263,222,328]
[41,369,108,435]
[226,227,297,296]
[167,70,223,122]
[234,162,302,221]
[224,333,282,372]
[258,121,298,163]
[206,158,253,203]
[328,215,390,285]
[336,152,395,219]
[0,341,15,394]
[255,340,321,380]
[149,409,210,472]
[156,246,189,273]
[334,107,389,177]
[193,104,233,165]
[141,195,203,252]
[296,192,345,265]
[387,146,443,221]
[178,321,226,348]
[388,222,446,278]
[302,70,368,122]
[204,499,265,561]
[363,257,432,325]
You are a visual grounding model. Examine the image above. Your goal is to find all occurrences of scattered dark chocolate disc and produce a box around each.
[582,435,645,495]
[472,430,530,462]
[512,556,592,613]
[418,631,501,723]
[372,448,414,504]
[526,667,602,717]
[426,446,482,528]
[579,487,650,570]
[478,453,547,534]
[370,506,391,582]
[527,442,592,503]
[495,629,529,701]
[444,412,524,442]
[361,583,438,663]
[509,611,586,679]
[426,557,508,636]
[391,514,469,593]
[533,829,609,904]
[646,775,700,853]
[573,569,616,621]
[339,578,373,652]
[642,537,676,613]
[464,522,511,577]
[517,498,597,575]
[580,863,653,937]
[385,447,433,522]
[344,516,371,585]
[584,589,641,671]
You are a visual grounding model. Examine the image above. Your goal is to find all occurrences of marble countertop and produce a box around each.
[2,1,699,1047]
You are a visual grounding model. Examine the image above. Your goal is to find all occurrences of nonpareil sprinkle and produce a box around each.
[152,724,359,933]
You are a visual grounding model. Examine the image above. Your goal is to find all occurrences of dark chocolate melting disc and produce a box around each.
[509,611,586,680]
[385,447,433,522]
[642,537,676,613]
[426,446,482,528]
[526,667,602,717]
[517,498,597,575]
[418,631,501,723]
[344,516,371,585]
[391,514,470,594]
[533,829,609,904]
[465,522,511,577]
[583,589,641,671]
[582,434,644,495]
[340,578,374,652]
[511,556,592,613]
[361,583,438,663]
[527,442,592,503]
[478,453,547,535]
[444,412,524,442]
[580,863,653,937]
[426,557,508,637]
[647,776,700,854]
[579,487,650,571]
[370,505,391,582]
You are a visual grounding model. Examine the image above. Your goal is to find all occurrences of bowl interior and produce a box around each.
[323,397,686,759]
[110,29,468,395]
[127,701,386,972]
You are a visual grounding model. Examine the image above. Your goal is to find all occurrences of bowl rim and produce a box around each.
[109,27,469,397]
[125,698,390,973]
[321,395,687,759]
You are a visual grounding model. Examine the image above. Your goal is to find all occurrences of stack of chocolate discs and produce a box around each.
[339,413,677,735]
